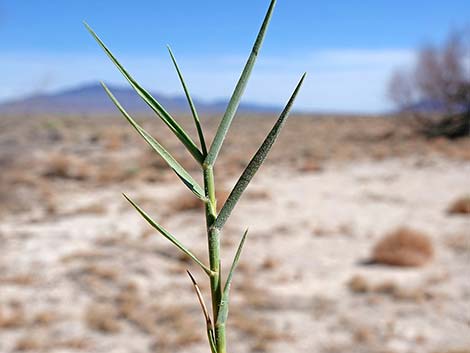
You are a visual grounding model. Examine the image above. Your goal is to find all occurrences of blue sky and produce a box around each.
[1,0,469,112]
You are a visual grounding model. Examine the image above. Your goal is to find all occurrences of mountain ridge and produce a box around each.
[0,82,280,115]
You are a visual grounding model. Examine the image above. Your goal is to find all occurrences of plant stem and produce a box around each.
[203,164,225,352]
[215,323,226,353]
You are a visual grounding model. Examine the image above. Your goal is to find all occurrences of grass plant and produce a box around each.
[85,1,305,351]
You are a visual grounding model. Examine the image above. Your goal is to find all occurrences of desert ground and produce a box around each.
[0,114,469,353]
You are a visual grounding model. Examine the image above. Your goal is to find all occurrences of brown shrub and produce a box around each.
[101,127,124,151]
[0,273,36,286]
[73,202,107,215]
[245,189,271,200]
[43,153,92,181]
[371,227,434,267]
[447,195,470,215]
[260,257,279,271]
[82,264,119,281]
[433,349,470,353]
[347,275,428,302]
[85,303,121,333]
[33,310,59,326]
[348,274,370,293]
[446,233,470,254]
[0,301,26,328]
[15,335,42,351]
[297,159,323,173]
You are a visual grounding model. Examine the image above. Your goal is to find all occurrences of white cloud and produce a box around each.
[0,48,415,113]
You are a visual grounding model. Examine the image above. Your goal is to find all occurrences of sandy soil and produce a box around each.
[0,115,469,353]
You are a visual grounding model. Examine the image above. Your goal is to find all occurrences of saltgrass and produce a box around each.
[85,1,305,351]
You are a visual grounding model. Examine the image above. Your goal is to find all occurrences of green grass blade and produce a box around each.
[124,194,214,276]
[205,0,277,166]
[216,229,248,325]
[215,73,306,229]
[102,82,206,200]
[84,22,204,164]
[167,46,208,156]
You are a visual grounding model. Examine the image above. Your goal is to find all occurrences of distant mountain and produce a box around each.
[0,82,279,115]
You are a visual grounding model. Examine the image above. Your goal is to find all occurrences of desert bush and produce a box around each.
[445,233,470,254]
[348,274,370,293]
[85,303,121,333]
[447,195,470,215]
[347,274,428,302]
[388,29,470,139]
[0,302,26,329]
[42,153,92,181]
[370,227,434,267]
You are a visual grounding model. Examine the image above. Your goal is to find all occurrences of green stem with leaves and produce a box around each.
[85,1,305,351]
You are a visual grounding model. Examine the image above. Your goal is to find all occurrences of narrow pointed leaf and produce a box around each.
[102,82,206,200]
[124,194,213,276]
[215,73,306,229]
[168,46,208,156]
[216,229,248,325]
[205,0,277,166]
[84,22,204,163]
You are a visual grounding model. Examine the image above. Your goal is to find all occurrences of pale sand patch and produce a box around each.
[0,157,469,353]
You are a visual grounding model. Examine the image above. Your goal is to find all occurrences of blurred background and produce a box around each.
[0,1,469,353]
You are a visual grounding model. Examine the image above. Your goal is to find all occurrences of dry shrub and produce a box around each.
[73,202,107,215]
[101,127,124,151]
[447,195,470,215]
[238,279,279,310]
[446,233,470,254]
[352,326,374,344]
[85,303,121,333]
[15,335,42,351]
[311,295,336,319]
[433,349,470,353]
[348,274,370,293]
[371,227,434,267]
[43,153,92,181]
[347,274,428,302]
[0,301,26,328]
[82,264,119,281]
[95,158,141,184]
[260,256,279,271]
[33,310,59,326]
[0,273,36,286]
[112,281,202,349]
[0,168,42,216]
[15,334,88,351]
[230,309,289,352]
[61,249,106,263]
[245,189,270,200]
[230,277,288,352]
[297,159,322,173]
